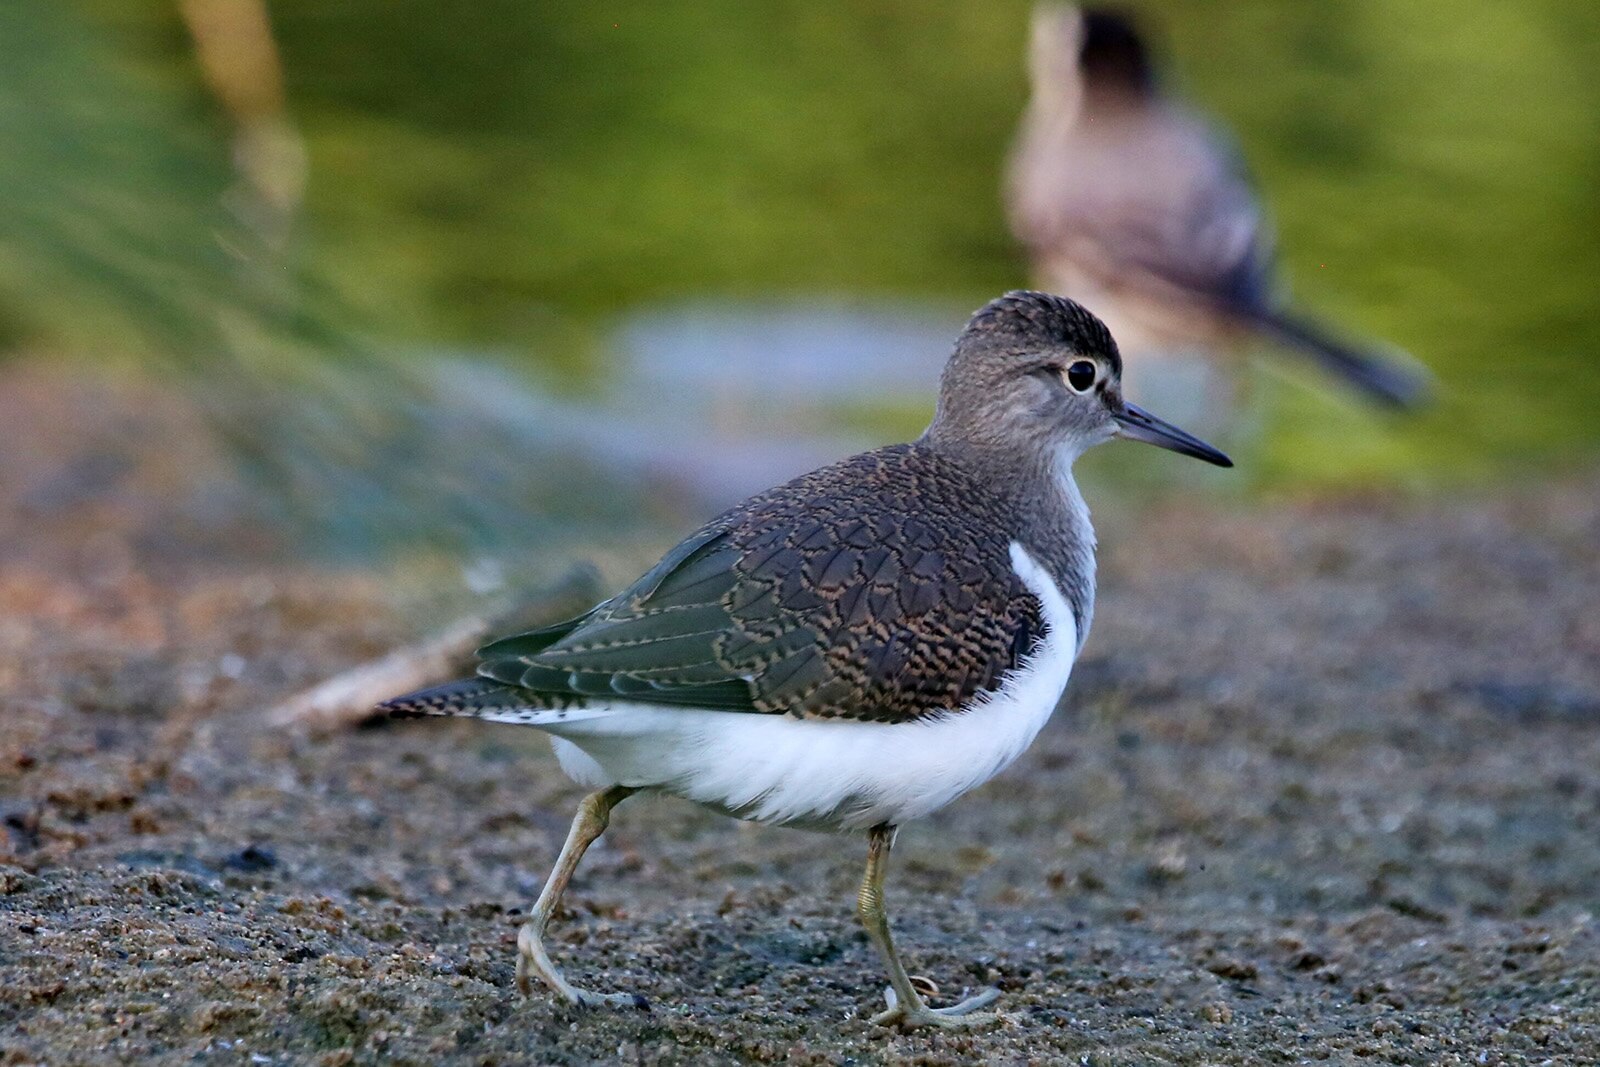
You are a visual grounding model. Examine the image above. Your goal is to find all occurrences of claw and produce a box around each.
[872,985,1003,1029]
[571,988,652,1012]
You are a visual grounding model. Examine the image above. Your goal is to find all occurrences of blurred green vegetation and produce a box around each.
[4,0,1599,496]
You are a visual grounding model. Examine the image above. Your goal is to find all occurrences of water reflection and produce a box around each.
[486,299,968,509]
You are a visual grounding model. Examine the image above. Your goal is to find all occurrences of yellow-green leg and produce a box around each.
[515,785,646,1009]
[856,824,1002,1029]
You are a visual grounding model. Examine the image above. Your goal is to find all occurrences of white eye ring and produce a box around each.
[1064,360,1098,393]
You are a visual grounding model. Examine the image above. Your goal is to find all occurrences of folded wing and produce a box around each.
[478,448,1046,723]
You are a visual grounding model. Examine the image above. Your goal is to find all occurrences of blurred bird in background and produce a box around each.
[1007,4,1431,418]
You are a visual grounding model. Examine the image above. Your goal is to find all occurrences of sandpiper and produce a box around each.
[1007,4,1429,408]
[382,291,1231,1029]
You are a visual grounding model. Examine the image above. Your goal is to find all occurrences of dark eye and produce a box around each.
[1065,360,1097,393]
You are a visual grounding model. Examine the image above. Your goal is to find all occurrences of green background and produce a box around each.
[3,0,1596,498]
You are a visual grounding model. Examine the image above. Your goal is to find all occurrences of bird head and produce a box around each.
[928,291,1232,469]
[1030,5,1157,106]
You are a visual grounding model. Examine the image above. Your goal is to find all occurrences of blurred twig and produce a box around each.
[266,564,605,734]
[178,0,306,248]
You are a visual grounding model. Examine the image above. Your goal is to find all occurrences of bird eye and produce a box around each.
[1064,360,1097,393]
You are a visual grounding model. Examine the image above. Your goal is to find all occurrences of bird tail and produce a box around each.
[1249,309,1431,410]
[379,678,528,719]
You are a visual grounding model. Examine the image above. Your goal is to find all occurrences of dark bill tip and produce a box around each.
[1113,402,1233,468]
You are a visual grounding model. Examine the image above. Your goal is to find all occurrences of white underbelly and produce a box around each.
[490,543,1081,831]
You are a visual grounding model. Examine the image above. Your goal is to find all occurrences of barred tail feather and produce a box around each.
[380,678,529,719]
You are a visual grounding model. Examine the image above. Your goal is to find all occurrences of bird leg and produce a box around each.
[515,785,646,1009]
[856,824,1002,1029]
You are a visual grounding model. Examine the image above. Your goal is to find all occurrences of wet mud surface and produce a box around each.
[2,374,1599,1064]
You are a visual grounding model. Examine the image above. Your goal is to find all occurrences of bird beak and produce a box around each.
[1112,401,1233,467]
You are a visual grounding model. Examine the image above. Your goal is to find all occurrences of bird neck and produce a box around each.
[1025,76,1083,131]
[1082,82,1152,116]
[918,431,1098,646]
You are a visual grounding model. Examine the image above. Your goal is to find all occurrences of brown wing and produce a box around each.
[478,446,1044,723]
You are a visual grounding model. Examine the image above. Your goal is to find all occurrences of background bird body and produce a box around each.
[1013,106,1264,354]
[1009,4,1428,412]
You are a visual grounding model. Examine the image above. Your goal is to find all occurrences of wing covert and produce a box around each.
[477,447,1047,722]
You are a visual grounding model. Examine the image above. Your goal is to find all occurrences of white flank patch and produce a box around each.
[480,542,1079,831]
[1055,442,1097,652]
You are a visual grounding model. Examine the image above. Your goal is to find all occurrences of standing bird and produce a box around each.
[381,292,1231,1029]
[1007,4,1428,410]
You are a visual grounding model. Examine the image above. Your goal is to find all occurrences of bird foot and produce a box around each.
[516,926,650,1011]
[517,965,649,1011]
[566,987,652,1012]
[870,985,1002,1029]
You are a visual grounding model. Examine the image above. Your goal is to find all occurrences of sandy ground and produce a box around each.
[2,373,1599,1065]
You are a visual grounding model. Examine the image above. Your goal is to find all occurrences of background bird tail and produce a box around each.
[379,678,527,719]
[1251,309,1432,410]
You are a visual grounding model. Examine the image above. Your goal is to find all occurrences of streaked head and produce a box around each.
[927,291,1231,468]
